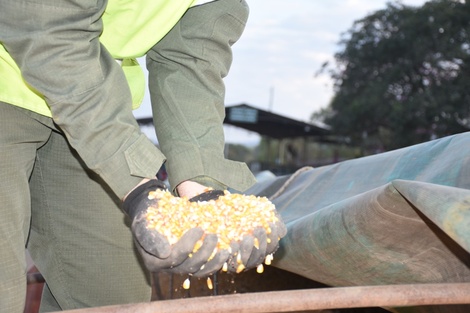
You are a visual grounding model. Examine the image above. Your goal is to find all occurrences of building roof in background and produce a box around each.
[224,103,330,140]
[136,103,332,141]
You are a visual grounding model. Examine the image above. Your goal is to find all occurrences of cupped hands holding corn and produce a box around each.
[123,180,220,275]
[122,179,287,277]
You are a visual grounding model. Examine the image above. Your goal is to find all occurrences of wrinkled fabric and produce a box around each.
[247,132,470,313]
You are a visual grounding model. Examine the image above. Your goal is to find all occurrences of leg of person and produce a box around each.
[27,127,152,311]
[0,0,164,199]
[146,0,256,193]
[0,102,52,313]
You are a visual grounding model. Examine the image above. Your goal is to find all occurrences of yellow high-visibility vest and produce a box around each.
[0,0,204,116]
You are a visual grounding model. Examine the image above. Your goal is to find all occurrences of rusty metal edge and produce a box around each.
[58,282,470,313]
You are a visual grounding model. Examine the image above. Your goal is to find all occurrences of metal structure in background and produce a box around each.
[224,104,331,140]
[224,104,338,174]
[137,103,337,175]
[136,103,331,141]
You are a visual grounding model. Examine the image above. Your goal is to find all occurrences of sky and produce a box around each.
[133,0,428,145]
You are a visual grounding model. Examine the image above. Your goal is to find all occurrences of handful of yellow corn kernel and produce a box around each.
[145,189,280,274]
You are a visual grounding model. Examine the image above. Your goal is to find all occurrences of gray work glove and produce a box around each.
[266,210,288,255]
[185,190,232,277]
[122,180,223,275]
[227,210,287,273]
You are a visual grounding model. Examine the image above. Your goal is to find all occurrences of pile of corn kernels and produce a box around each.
[145,189,279,251]
[146,189,281,290]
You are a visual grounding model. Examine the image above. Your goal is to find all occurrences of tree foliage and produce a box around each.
[316,0,470,151]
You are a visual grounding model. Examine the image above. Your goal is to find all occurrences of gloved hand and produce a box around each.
[123,180,225,274]
[266,210,287,255]
[191,189,287,274]
[136,228,224,275]
[226,227,267,273]
[186,189,232,277]
[226,209,287,273]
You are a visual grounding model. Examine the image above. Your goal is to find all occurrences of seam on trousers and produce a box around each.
[33,152,77,309]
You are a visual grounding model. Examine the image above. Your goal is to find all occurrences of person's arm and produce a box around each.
[0,0,164,199]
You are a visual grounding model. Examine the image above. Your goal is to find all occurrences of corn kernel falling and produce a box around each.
[236,263,245,273]
[206,277,213,290]
[265,254,274,266]
[183,278,190,290]
[256,263,264,274]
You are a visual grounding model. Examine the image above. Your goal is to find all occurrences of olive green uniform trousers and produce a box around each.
[0,103,152,312]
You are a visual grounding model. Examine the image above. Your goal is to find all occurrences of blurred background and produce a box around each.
[134,0,470,176]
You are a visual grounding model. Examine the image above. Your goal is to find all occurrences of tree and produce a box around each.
[316,0,470,152]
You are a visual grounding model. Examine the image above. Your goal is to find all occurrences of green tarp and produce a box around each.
[247,132,470,312]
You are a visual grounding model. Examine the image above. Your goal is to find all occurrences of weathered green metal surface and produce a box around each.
[247,132,470,312]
